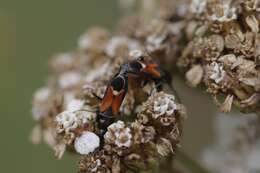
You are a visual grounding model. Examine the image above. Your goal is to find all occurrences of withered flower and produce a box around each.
[178,0,260,113]
[30,6,187,169]
[30,0,260,173]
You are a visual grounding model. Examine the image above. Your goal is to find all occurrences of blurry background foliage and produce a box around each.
[0,0,215,172]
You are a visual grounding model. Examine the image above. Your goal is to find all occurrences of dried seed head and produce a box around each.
[209,3,237,22]
[78,152,110,173]
[105,121,132,148]
[30,1,190,172]
[131,121,155,143]
[55,110,95,134]
[153,93,177,118]
[177,0,260,112]
[190,0,207,14]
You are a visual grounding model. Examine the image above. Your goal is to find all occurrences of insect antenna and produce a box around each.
[91,92,102,100]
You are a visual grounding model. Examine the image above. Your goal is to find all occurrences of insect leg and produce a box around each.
[91,92,102,100]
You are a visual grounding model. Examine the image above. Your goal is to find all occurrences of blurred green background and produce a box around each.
[0,0,215,172]
[0,1,118,172]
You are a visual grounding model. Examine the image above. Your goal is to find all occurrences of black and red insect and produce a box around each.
[128,55,172,91]
[94,54,177,145]
[95,64,129,144]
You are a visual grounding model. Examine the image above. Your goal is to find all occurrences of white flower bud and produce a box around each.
[74,131,100,155]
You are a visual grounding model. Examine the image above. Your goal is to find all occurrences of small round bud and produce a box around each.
[74,131,100,155]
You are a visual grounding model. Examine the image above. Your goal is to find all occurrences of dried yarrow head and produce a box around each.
[78,91,186,173]
[178,0,260,113]
[31,31,187,169]
[30,0,193,172]
[30,5,187,171]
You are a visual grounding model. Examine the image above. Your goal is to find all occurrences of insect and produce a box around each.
[90,52,179,145]
[128,55,172,91]
[95,64,129,144]
[127,52,181,102]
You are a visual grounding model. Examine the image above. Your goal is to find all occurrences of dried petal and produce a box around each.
[30,125,42,145]
[241,93,260,107]
[156,138,173,156]
[220,95,234,113]
[54,143,66,159]
[185,65,204,87]
[246,15,259,33]
[225,34,241,50]
[218,54,237,67]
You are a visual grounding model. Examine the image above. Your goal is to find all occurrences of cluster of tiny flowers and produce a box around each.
[153,93,177,119]
[178,0,260,113]
[30,0,189,172]
[105,121,132,148]
[79,92,186,173]
[30,0,260,172]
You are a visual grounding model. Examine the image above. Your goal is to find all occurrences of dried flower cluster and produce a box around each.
[30,0,260,172]
[79,92,185,172]
[30,1,187,171]
[31,46,186,171]
[178,0,260,113]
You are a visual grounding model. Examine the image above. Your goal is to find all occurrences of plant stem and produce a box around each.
[176,149,211,173]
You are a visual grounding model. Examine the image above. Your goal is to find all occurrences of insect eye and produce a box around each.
[137,56,144,61]
[111,77,125,91]
[129,61,143,71]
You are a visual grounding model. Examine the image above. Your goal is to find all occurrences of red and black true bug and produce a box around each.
[128,55,172,91]
[127,53,181,102]
[94,64,129,144]
[92,53,179,145]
